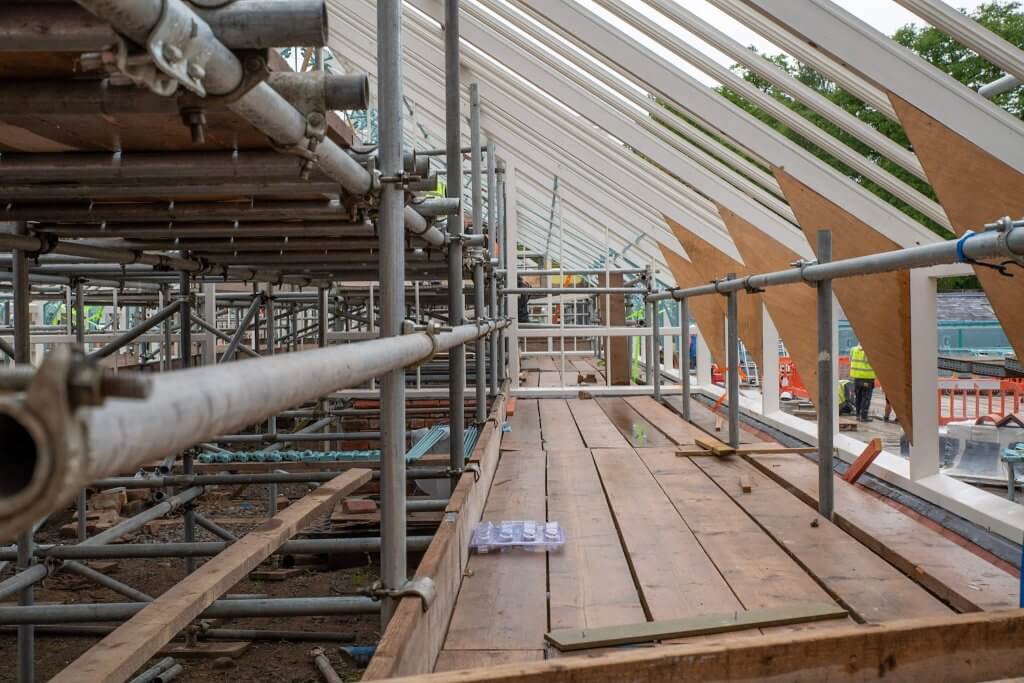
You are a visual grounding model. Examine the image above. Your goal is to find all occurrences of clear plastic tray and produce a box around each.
[470,520,565,553]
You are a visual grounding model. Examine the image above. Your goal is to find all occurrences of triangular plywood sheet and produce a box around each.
[716,203,820,407]
[656,241,727,369]
[664,216,764,368]
[774,168,915,443]
[890,93,1024,361]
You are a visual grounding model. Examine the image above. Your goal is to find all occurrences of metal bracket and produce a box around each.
[269,111,327,180]
[370,577,436,612]
[147,0,218,96]
[408,320,440,369]
[108,36,180,96]
[464,245,487,269]
[791,258,819,287]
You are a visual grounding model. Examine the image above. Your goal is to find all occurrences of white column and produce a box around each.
[762,305,780,414]
[506,161,521,388]
[910,269,940,480]
[696,329,712,386]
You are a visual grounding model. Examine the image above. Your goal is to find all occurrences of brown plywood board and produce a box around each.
[656,242,727,368]
[774,168,915,443]
[717,203,820,407]
[890,93,1024,361]
[664,215,764,367]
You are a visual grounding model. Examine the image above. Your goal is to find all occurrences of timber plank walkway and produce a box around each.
[435,366,1016,671]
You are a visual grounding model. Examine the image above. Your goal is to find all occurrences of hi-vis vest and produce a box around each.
[849,345,876,380]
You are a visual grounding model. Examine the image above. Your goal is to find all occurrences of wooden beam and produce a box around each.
[716,203,820,406]
[545,602,847,651]
[374,609,1024,682]
[656,241,727,369]
[774,168,915,443]
[889,93,1024,362]
[52,468,373,683]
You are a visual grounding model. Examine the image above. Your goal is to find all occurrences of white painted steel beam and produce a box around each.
[517,0,945,245]
[740,0,1024,175]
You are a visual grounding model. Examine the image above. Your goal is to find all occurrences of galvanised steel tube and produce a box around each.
[92,468,455,489]
[218,294,262,364]
[487,142,499,398]
[816,231,835,521]
[86,299,181,360]
[679,298,691,420]
[411,198,461,217]
[210,431,380,443]
[378,0,407,627]
[446,0,467,489]
[74,0,443,244]
[470,83,487,424]
[651,300,661,401]
[13,220,32,683]
[0,537,434,561]
[0,487,203,600]
[0,597,381,624]
[190,314,260,359]
[504,268,648,276]
[725,276,740,449]
[648,221,1024,301]
[0,625,359,643]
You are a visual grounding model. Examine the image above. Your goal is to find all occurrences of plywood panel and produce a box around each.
[890,94,1024,362]
[665,216,764,367]
[434,650,544,672]
[547,448,646,631]
[717,204,820,406]
[656,242,727,368]
[774,169,915,443]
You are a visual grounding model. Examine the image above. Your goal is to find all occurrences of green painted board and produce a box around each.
[544,602,848,651]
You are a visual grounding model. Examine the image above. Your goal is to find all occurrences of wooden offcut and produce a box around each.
[694,437,734,456]
[844,437,883,484]
[545,602,847,651]
[775,168,915,443]
[53,468,373,683]
[675,443,817,458]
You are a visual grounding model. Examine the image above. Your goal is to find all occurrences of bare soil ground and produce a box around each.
[0,483,387,682]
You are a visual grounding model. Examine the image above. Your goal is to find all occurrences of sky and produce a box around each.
[591,0,991,87]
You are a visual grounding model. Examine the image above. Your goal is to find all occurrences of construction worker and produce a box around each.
[849,344,876,422]
[516,275,532,323]
[837,378,855,415]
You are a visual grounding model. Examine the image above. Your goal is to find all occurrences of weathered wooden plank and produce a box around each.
[547,448,645,631]
[434,650,545,672]
[748,452,1020,613]
[596,397,674,447]
[539,399,586,451]
[54,468,374,683]
[501,398,541,452]
[566,399,630,448]
[442,448,548,652]
[692,456,952,622]
[622,396,707,445]
[365,392,509,680]
[546,602,847,651]
[591,447,742,620]
[638,449,845,632]
[367,609,1024,683]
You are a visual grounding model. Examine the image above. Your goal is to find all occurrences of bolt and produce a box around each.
[162,43,184,64]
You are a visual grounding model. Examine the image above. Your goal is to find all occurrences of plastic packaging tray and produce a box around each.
[469,520,565,553]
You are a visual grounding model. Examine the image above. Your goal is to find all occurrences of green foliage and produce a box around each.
[658,1,1024,247]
